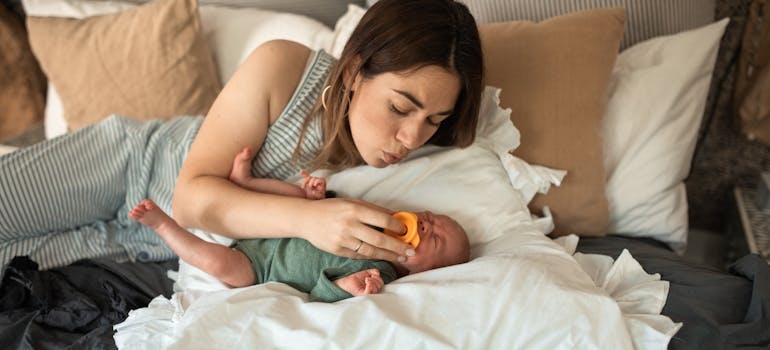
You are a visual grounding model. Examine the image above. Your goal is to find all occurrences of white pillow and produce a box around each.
[21,0,134,16]
[43,85,67,139]
[198,5,333,84]
[602,18,729,253]
[328,4,366,58]
[22,0,336,138]
[0,145,18,155]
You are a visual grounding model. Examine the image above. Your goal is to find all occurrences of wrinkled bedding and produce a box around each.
[113,233,678,349]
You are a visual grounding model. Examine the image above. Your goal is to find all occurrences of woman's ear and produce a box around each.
[343,55,363,91]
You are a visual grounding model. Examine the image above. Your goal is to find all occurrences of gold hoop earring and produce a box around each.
[321,85,332,110]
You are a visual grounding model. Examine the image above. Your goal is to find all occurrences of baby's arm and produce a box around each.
[229,147,325,199]
[333,268,385,296]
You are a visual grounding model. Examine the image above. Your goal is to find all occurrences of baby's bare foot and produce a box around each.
[229,147,254,186]
[128,199,173,232]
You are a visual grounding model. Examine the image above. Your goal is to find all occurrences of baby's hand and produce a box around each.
[300,169,326,200]
[333,268,384,296]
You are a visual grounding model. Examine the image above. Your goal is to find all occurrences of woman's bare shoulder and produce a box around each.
[249,40,312,65]
[244,40,312,82]
[242,40,313,121]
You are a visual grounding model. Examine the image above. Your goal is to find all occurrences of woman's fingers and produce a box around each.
[348,199,406,234]
[338,222,411,262]
[349,200,414,260]
[354,233,410,262]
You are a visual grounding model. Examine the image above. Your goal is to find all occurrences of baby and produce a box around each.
[130,147,470,302]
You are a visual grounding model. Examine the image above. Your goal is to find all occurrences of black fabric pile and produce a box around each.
[0,256,176,350]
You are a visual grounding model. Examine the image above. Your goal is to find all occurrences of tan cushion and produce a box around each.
[0,4,46,141]
[479,8,625,237]
[26,0,221,131]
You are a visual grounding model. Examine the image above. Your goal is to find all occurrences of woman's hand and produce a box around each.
[298,198,415,263]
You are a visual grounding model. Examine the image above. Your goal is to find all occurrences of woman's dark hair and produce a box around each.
[299,0,484,171]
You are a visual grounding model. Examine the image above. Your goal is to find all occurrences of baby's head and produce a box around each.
[399,211,470,274]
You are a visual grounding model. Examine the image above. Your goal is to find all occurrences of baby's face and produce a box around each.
[403,211,469,274]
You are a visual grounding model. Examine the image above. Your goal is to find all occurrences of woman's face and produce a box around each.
[347,65,461,168]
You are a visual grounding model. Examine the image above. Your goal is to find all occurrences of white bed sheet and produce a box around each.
[114,234,679,349]
[113,88,681,349]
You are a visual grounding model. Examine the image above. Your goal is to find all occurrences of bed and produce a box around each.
[0,0,769,349]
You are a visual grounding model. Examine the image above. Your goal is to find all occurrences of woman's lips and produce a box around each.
[383,151,403,165]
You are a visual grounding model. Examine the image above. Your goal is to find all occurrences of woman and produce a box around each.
[0,0,483,273]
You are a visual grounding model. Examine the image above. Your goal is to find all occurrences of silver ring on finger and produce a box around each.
[353,240,363,253]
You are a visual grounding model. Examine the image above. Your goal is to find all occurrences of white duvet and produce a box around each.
[113,87,681,349]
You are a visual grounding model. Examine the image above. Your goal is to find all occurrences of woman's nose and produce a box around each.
[396,118,426,150]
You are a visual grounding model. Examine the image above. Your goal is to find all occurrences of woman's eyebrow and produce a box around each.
[393,89,453,116]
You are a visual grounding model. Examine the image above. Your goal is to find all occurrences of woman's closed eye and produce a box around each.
[426,117,443,127]
[390,103,443,127]
[389,104,407,115]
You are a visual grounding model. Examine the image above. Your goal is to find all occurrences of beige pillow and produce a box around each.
[479,8,626,237]
[0,4,46,141]
[26,0,221,131]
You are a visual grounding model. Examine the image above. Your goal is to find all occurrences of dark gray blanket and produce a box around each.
[577,236,770,350]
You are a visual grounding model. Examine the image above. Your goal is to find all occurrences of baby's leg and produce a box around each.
[129,199,255,287]
[228,147,253,187]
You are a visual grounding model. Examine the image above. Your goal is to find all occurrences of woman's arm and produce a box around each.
[172,40,413,262]
[173,40,303,235]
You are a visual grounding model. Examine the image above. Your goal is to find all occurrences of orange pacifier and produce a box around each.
[383,211,420,248]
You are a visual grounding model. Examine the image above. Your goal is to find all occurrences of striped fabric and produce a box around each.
[114,0,366,28]
[459,0,717,49]
[0,49,332,276]
[251,49,333,180]
[0,116,202,274]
